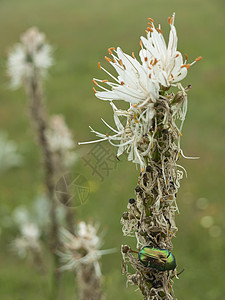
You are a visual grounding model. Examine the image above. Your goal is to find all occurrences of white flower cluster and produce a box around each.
[58,222,115,276]
[7,27,52,89]
[10,197,49,259]
[80,14,202,167]
[46,115,77,168]
[0,132,23,173]
[12,222,41,258]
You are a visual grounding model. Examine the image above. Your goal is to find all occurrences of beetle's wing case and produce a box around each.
[139,247,169,264]
[144,249,166,263]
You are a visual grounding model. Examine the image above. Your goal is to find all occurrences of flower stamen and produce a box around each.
[148,18,154,23]
[108,47,115,55]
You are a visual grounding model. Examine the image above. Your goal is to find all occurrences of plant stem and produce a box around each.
[77,264,103,300]
[121,95,184,299]
[26,73,61,299]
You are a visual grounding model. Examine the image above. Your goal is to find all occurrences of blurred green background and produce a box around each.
[0,0,225,299]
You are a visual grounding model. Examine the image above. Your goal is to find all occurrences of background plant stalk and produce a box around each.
[25,71,75,299]
[77,263,103,300]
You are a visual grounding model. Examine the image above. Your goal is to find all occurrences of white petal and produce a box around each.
[167,25,178,58]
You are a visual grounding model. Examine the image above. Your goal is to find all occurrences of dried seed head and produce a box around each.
[121,245,130,253]
[129,198,136,204]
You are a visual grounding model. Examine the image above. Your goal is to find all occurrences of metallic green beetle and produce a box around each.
[138,246,176,271]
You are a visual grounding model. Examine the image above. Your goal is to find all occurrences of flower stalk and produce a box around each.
[77,264,103,300]
[26,70,61,295]
[81,13,202,299]
[22,50,62,300]
[121,90,188,299]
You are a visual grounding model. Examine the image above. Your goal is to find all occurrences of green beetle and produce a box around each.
[138,246,176,271]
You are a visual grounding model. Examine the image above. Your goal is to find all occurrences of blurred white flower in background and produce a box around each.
[12,195,49,229]
[21,222,40,240]
[0,132,23,173]
[9,198,50,272]
[46,115,77,169]
[7,27,52,89]
[12,222,41,259]
[58,221,115,276]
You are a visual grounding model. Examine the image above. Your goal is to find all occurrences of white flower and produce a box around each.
[93,14,202,103]
[81,102,154,167]
[0,132,23,173]
[12,222,41,258]
[46,115,75,152]
[93,47,160,105]
[79,14,202,168]
[21,222,40,240]
[7,27,52,89]
[46,115,77,167]
[58,222,115,276]
[140,14,202,87]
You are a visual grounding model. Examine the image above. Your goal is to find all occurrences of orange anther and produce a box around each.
[132,104,137,107]
[168,17,171,24]
[144,57,148,62]
[108,47,115,55]
[105,56,111,63]
[132,52,135,59]
[102,79,108,83]
[106,133,109,137]
[148,22,153,28]
[121,81,125,85]
[145,30,148,34]
[157,28,163,34]
[185,53,188,60]
[181,64,190,70]
[113,58,116,63]
[152,58,158,66]
[147,27,153,32]
[140,40,143,47]
[93,87,97,93]
[170,16,174,25]
[175,53,179,58]
[148,18,154,23]
[141,167,145,172]
[92,79,98,86]
[119,59,123,66]
[98,62,101,69]
[149,73,151,79]
[195,56,203,62]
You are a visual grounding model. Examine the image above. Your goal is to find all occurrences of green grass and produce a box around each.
[0,0,225,299]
